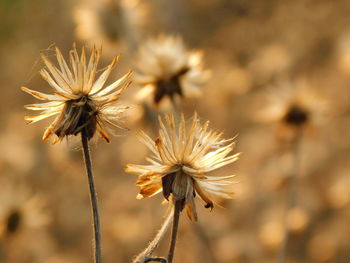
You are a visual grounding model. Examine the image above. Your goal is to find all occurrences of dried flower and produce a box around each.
[134,35,209,105]
[257,79,327,128]
[74,0,147,51]
[0,178,49,238]
[126,113,240,221]
[21,45,131,143]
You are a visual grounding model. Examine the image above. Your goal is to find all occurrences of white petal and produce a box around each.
[24,109,61,123]
[40,69,72,96]
[21,86,66,101]
[40,53,73,92]
[25,101,64,110]
[90,56,118,94]
[92,71,131,97]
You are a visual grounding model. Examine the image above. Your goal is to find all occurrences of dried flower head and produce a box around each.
[126,113,240,221]
[0,179,49,238]
[21,45,131,143]
[134,35,209,105]
[74,0,147,51]
[257,79,327,128]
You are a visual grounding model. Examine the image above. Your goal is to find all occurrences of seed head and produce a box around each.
[134,35,209,106]
[256,79,327,129]
[74,0,147,50]
[21,45,131,143]
[126,113,240,221]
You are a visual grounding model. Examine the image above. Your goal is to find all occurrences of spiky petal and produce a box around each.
[126,113,240,221]
[22,45,131,143]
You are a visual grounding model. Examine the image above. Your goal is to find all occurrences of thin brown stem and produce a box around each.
[81,129,101,263]
[167,200,182,263]
[133,210,173,263]
[277,127,303,263]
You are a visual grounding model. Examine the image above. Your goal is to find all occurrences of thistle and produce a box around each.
[126,113,240,262]
[21,45,131,263]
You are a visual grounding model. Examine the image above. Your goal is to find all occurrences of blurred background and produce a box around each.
[1,0,350,262]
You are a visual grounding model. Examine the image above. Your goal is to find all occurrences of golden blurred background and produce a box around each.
[1,0,350,262]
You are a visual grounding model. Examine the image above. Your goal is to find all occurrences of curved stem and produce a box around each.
[81,129,101,263]
[167,200,182,263]
[144,257,168,263]
[133,210,173,263]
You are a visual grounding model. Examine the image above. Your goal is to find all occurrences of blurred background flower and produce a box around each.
[133,34,209,107]
[74,0,149,55]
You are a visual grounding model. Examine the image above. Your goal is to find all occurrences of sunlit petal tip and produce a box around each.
[21,86,36,96]
[52,136,61,144]
[124,165,130,173]
[96,124,110,142]
[23,118,33,124]
[24,114,42,122]
[42,128,53,141]
[110,55,120,67]
[136,194,144,200]
[233,152,242,159]
[97,45,103,56]
[123,80,132,90]
[54,45,61,54]
[124,70,133,79]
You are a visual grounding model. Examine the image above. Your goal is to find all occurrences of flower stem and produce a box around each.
[167,200,182,263]
[144,257,168,263]
[277,127,303,263]
[81,129,101,263]
[133,210,173,263]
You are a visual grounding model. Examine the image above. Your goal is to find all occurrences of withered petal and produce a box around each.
[185,198,198,221]
[139,183,163,198]
[194,181,214,211]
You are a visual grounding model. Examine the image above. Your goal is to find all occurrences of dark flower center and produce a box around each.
[6,210,21,235]
[54,95,98,140]
[283,105,309,126]
[154,67,189,104]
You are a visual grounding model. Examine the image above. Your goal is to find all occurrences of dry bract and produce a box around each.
[21,45,131,143]
[126,113,240,221]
